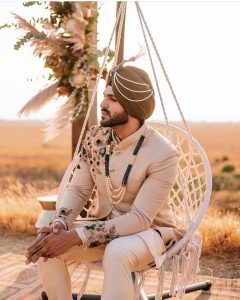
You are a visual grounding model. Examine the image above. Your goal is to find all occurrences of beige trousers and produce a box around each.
[38,230,165,300]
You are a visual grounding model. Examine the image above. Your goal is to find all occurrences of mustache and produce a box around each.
[101,108,110,115]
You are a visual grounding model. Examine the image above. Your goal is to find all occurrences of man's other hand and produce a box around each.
[38,221,66,235]
[25,228,81,264]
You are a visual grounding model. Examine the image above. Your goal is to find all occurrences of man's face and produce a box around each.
[100,85,128,127]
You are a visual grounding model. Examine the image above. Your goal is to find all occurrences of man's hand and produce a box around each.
[25,221,73,264]
[25,229,81,264]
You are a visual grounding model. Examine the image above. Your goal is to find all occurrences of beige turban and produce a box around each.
[106,65,155,120]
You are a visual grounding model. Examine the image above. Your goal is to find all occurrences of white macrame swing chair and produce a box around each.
[43,2,213,300]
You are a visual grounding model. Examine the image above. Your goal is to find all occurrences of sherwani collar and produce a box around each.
[111,122,148,149]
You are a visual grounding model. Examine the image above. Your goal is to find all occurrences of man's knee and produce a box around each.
[103,238,135,270]
[38,256,64,277]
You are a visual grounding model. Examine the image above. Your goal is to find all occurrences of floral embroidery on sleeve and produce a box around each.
[82,222,119,248]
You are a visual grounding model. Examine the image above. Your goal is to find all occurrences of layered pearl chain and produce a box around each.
[105,131,145,205]
[113,71,154,102]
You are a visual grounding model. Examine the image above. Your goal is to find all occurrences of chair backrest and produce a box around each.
[156,122,212,257]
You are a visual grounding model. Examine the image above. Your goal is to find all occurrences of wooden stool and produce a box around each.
[35,195,56,228]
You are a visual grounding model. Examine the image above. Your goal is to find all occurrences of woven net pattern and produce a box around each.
[156,123,207,228]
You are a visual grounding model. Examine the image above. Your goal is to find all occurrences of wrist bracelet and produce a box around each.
[49,217,68,230]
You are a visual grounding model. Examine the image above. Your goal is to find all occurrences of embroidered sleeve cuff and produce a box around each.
[49,217,68,230]
[76,222,119,248]
[76,227,89,248]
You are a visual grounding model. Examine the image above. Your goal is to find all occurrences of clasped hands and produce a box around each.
[25,222,81,264]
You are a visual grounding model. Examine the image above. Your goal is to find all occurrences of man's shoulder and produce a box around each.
[147,126,179,158]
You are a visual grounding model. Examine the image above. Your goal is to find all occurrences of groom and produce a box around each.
[26,65,184,300]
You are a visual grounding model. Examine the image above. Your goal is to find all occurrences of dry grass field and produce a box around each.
[0,120,71,234]
[0,120,240,257]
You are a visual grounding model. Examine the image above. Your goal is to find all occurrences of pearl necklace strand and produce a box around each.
[105,131,145,205]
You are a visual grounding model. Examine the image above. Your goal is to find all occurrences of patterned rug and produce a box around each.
[0,253,239,300]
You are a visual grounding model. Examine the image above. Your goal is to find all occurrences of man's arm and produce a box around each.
[25,138,94,263]
[51,143,95,230]
[77,150,179,248]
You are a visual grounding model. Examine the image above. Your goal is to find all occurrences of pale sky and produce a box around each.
[0,1,240,122]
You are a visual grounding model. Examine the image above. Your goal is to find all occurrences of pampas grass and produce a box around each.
[18,81,59,117]
[10,2,102,143]
[11,13,40,34]
[43,91,77,142]
[31,36,68,57]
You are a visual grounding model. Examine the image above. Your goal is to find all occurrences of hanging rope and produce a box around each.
[105,2,127,84]
[135,3,191,225]
[136,2,192,138]
[113,2,127,67]
[57,2,127,206]
[135,3,172,142]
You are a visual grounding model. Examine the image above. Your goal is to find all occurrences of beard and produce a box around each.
[100,110,129,127]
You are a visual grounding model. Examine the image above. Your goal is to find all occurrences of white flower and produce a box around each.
[71,72,85,88]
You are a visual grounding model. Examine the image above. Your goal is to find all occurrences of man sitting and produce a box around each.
[26,65,184,300]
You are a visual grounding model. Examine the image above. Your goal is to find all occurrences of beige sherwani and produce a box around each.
[57,122,185,252]
[38,122,186,300]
